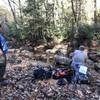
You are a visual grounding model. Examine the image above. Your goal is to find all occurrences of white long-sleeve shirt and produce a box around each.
[71,50,88,65]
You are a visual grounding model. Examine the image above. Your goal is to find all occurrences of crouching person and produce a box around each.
[0,26,8,86]
[71,45,88,83]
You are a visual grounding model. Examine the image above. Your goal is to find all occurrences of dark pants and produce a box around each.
[71,64,80,83]
[0,55,6,82]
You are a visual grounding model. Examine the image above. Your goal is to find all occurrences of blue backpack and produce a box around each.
[0,34,8,54]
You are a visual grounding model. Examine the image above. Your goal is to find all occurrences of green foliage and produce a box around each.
[9,0,87,44]
[23,0,45,41]
[4,0,100,47]
[78,24,94,39]
[65,23,95,47]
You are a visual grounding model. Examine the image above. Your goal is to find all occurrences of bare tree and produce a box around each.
[18,0,23,24]
[71,0,82,36]
[94,0,97,31]
[70,0,83,48]
[7,0,18,33]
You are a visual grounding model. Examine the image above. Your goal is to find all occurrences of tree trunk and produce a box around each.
[7,0,18,33]
[78,0,82,21]
[71,0,82,48]
[71,0,78,40]
[18,0,23,24]
[94,0,97,32]
[71,0,77,22]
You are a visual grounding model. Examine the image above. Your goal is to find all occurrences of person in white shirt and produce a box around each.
[71,45,88,66]
[71,45,88,82]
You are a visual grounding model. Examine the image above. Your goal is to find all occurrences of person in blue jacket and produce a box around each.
[0,24,8,85]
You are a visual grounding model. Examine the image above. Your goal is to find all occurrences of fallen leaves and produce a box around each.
[0,48,100,100]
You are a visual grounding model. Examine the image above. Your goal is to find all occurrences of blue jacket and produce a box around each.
[0,33,8,54]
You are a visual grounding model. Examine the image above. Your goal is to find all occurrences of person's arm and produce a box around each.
[69,52,74,58]
[84,52,88,64]
[0,34,8,55]
[0,49,3,56]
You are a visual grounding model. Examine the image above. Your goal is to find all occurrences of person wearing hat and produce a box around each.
[71,45,88,82]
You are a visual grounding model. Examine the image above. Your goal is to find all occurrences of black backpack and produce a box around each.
[34,67,45,80]
[33,67,52,80]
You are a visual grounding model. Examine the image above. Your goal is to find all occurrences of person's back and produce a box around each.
[71,46,88,66]
[72,50,87,65]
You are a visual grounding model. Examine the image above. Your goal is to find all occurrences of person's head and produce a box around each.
[79,45,85,51]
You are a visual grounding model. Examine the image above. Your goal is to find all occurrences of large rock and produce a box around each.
[94,63,100,72]
[88,52,100,62]
[55,54,71,66]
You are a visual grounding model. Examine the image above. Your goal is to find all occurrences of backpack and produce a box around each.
[52,67,73,83]
[34,67,45,80]
[33,67,52,80]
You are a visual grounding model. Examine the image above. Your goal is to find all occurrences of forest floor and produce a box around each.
[0,43,100,100]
